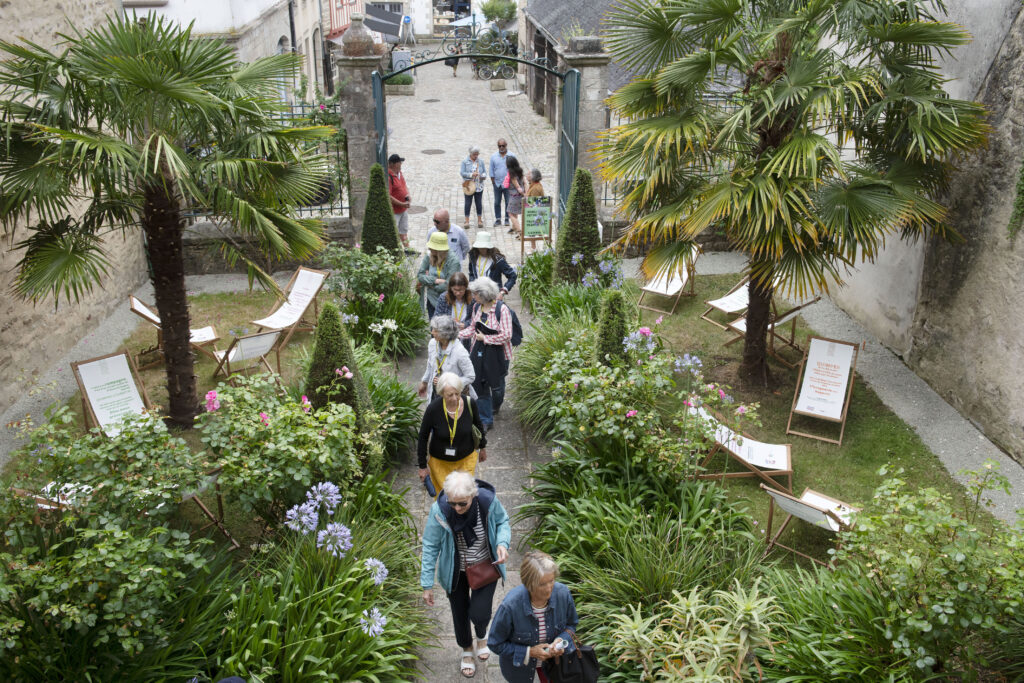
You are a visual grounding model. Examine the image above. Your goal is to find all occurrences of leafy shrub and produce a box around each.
[354,344,422,461]
[518,246,554,312]
[360,163,402,257]
[554,167,602,282]
[595,289,629,364]
[388,73,414,85]
[196,374,361,523]
[481,0,516,23]
[343,290,429,357]
[323,243,409,302]
[538,280,639,321]
[305,301,373,418]
[213,477,429,681]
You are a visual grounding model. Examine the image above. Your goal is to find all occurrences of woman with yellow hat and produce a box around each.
[418,231,461,317]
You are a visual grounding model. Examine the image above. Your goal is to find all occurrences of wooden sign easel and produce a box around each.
[521,195,553,259]
[71,351,154,436]
[786,336,860,446]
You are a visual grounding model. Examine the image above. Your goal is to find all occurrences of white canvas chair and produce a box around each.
[700,277,753,329]
[251,266,328,369]
[724,296,821,368]
[129,295,219,368]
[692,407,793,492]
[212,330,282,379]
[760,484,859,566]
[638,245,701,316]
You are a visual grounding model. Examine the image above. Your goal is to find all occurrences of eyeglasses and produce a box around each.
[432,219,441,224]
[450,499,471,509]
[497,144,507,148]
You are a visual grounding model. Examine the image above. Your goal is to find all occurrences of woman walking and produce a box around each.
[417,372,487,495]
[434,271,474,332]
[467,232,517,299]
[461,146,487,229]
[418,231,460,317]
[421,471,511,679]
[504,156,526,239]
[419,316,476,402]
[458,278,512,429]
[488,551,580,683]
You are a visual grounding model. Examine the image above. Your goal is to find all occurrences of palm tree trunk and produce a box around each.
[143,181,198,428]
[739,266,773,388]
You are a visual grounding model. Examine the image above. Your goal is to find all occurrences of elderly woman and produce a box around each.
[418,371,488,496]
[422,471,511,679]
[434,271,474,332]
[525,169,544,198]
[488,551,579,683]
[459,278,513,429]
[461,145,487,229]
[467,232,517,300]
[418,231,461,318]
[420,315,476,402]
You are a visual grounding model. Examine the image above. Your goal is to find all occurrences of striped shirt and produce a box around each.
[459,301,513,360]
[454,512,490,571]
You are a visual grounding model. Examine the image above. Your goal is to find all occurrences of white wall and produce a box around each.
[127,0,281,34]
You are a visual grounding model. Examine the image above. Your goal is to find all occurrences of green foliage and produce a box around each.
[213,476,429,681]
[481,0,516,23]
[595,289,630,364]
[305,302,373,418]
[518,246,555,312]
[354,345,423,462]
[343,291,430,358]
[388,73,414,85]
[324,243,409,303]
[554,168,602,283]
[361,163,402,257]
[196,374,361,523]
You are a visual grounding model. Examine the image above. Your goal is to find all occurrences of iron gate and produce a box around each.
[373,56,580,225]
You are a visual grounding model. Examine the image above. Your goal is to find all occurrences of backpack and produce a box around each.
[497,300,523,347]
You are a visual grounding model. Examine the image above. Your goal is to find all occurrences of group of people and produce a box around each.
[460,139,544,239]
[421,470,580,681]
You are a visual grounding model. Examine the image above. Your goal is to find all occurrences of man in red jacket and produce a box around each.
[387,153,412,250]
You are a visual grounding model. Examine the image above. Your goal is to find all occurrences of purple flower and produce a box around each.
[317,522,353,558]
[570,252,583,266]
[364,558,388,585]
[306,481,341,514]
[360,606,387,637]
[285,500,318,534]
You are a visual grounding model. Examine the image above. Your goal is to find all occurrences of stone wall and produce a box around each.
[0,1,151,417]
[907,6,1024,466]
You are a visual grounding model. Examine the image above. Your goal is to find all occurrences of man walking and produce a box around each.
[489,138,511,227]
[426,208,471,264]
[387,153,412,251]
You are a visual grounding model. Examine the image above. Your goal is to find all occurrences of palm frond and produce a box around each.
[11,218,112,303]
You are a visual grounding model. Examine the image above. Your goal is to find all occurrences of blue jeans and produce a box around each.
[493,184,509,222]
[464,191,483,219]
[475,389,494,428]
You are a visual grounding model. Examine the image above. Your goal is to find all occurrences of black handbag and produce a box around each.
[543,631,600,683]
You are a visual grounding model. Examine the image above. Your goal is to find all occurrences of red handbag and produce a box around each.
[465,557,500,589]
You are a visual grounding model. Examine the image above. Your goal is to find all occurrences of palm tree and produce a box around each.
[0,15,333,426]
[600,0,987,386]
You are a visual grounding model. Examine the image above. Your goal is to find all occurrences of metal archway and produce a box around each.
[372,56,580,218]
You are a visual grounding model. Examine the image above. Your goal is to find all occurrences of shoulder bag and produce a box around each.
[543,630,601,683]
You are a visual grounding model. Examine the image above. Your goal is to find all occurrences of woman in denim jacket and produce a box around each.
[488,551,579,682]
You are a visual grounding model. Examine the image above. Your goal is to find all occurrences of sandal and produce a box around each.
[461,650,476,677]
[475,639,491,660]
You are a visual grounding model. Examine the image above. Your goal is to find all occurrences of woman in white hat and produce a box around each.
[418,231,461,317]
[467,232,517,301]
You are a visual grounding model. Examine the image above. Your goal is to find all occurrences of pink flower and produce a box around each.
[682,399,693,408]
[205,390,220,412]
[301,395,312,413]
[718,388,726,399]
[259,411,270,426]
[319,103,325,111]
[378,293,385,303]
[355,242,361,249]
[638,327,653,337]
[336,366,354,380]
[625,410,638,418]
[573,382,578,389]
[736,405,747,415]
[655,316,664,325]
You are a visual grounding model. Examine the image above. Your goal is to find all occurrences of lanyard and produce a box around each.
[477,257,491,277]
[435,346,450,375]
[443,399,460,444]
[454,301,466,321]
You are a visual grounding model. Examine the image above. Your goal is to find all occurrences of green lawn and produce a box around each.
[638,274,980,564]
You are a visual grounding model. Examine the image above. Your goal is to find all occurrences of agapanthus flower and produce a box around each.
[381,318,398,331]
[205,390,220,412]
[317,522,353,558]
[675,354,703,376]
[364,558,388,585]
[285,500,319,534]
[342,313,359,325]
[598,260,613,274]
[301,395,312,413]
[306,481,341,514]
[570,252,583,266]
[259,411,270,426]
[360,607,387,637]
[581,271,600,288]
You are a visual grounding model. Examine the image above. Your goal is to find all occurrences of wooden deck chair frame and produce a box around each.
[638,246,701,316]
[212,330,282,380]
[71,352,155,433]
[128,295,220,369]
[251,266,329,372]
[700,276,752,330]
[786,335,860,446]
[760,483,859,567]
[694,410,793,493]
[724,297,822,369]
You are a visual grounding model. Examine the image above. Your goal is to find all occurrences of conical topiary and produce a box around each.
[554,167,602,283]
[595,289,629,365]
[360,163,402,257]
[305,302,373,423]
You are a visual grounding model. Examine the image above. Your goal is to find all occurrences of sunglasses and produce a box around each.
[497,145,507,148]
[432,219,441,224]
[450,499,472,509]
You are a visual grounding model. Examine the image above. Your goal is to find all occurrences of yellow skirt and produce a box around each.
[427,451,479,498]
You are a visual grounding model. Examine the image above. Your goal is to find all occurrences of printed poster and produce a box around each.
[794,338,855,421]
[523,196,551,238]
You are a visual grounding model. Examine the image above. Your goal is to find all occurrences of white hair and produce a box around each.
[435,371,464,395]
[468,277,499,303]
[430,315,458,342]
[469,145,481,155]
[444,470,479,500]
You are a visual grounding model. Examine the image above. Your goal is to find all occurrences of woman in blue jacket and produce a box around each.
[467,232,517,298]
[421,471,511,678]
[488,551,579,682]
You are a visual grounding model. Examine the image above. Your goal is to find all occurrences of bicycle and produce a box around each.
[477,61,515,80]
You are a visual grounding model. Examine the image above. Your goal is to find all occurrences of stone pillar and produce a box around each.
[336,14,382,232]
[562,37,610,204]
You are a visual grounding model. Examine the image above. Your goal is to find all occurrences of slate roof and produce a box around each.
[526,0,636,92]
